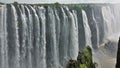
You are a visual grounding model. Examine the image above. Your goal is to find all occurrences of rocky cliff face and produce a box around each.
[116,37,120,68]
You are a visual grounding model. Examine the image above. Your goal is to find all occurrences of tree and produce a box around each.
[13,1,18,5]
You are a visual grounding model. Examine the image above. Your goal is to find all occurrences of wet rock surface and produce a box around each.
[116,37,120,68]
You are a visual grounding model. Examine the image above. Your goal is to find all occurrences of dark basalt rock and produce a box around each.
[116,37,120,68]
[66,60,79,68]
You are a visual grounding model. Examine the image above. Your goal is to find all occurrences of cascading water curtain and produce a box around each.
[0,4,120,68]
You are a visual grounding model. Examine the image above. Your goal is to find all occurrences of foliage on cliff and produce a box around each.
[67,46,97,68]
[11,1,89,9]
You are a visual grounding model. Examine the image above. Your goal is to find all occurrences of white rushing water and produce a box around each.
[0,4,120,68]
[82,10,92,48]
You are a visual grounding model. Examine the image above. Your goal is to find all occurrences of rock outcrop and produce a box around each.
[67,46,96,68]
[116,37,120,68]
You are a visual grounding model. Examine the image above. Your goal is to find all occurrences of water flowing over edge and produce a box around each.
[0,4,120,68]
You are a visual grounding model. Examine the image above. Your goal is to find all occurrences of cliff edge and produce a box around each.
[116,37,120,68]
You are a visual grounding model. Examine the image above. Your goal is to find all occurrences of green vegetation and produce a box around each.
[30,2,63,7]
[10,1,89,8]
[13,1,19,6]
[67,46,97,68]
[11,1,63,7]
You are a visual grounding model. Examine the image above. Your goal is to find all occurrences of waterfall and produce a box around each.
[102,6,120,40]
[24,5,33,68]
[37,6,47,68]
[0,5,8,68]
[46,6,58,68]
[58,7,69,67]
[0,4,120,68]
[82,10,92,48]
[7,4,20,68]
